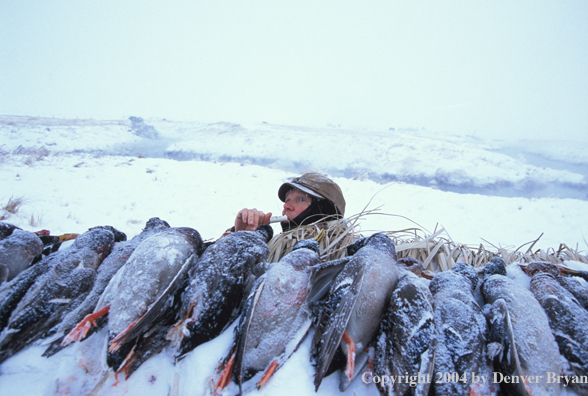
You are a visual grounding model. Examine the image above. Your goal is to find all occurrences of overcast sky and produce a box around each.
[1,1,587,141]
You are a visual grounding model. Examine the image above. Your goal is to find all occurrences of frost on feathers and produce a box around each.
[527,260,588,312]
[429,262,491,396]
[219,240,321,392]
[43,217,171,357]
[0,228,117,363]
[482,258,562,396]
[0,229,43,283]
[107,228,201,335]
[174,225,272,360]
[312,233,400,392]
[374,270,436,396]
[529,269,588,396]
[103,226,202,371]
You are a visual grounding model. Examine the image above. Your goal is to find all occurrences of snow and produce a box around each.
[0,116,588,395]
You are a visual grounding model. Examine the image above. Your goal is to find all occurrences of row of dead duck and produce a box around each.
[0,218,587,395]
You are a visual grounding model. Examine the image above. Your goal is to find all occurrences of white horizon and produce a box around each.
[1,1,587,142]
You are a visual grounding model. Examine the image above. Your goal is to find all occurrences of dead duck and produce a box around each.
[525,260,588,312]
[0,229,44,284]
[527,262,588,395]
[44,218,169,357]
[0,226,115,333]
[0,222,20,240]
[481,257,562,396]
[0,223,77,282]
[78,226,203,376]
[428,262,492,396]
[374,269,436,396]
[214,239,323,394]
[0,227,117,363]
[172,225,273,361]
[311,233,400,392]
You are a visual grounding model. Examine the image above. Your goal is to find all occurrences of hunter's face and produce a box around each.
[282,189,312,221]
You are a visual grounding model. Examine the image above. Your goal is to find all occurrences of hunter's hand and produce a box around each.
[234,208,272,231]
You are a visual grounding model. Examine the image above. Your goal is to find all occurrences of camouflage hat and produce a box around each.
[278,172,346,216]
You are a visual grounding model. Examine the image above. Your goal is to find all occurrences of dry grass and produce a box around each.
[269,206,588,273]
[28,212,43,227]
[268,213,362,263]
[24,147,50,165]
[10,146,50,165]
[1,196,25,220]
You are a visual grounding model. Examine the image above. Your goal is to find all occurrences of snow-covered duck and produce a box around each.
[0,226,116,333]
[171,225,273,360]
[428,262,492,396]
[45,217,170,357]
[527,261,588,396]
[526,260,588,312]
[0,222,20,240]
[312,233,400,392]
[374,269,436,396]
[0,228,43,284]
[73,226,203,377]
[481,257,562,396]
[0,226,118,363]
[214,239,323,394]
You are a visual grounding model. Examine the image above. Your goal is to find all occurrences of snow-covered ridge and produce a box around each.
[2,116,587,200]
[1,115,588,396]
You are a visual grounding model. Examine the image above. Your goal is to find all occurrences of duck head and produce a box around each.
[452,262,479,291]
[346,233,396,259]
[292,239,320,254]
[484,257,507,277]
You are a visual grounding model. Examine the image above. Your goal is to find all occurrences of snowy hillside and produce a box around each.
[0,115,587,396]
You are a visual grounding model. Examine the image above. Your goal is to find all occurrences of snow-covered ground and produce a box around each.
[0,115,587,395]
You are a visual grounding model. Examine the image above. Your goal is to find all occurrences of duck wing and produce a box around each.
[0,257,53,331]
[0,267,96,363]
[307,257,350,303]
[311,263,365,390]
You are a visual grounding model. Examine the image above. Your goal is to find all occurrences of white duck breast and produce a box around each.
[345,250,397,348]
[374,270,436,396]
[100,227,201,374]
[238,242,320,384]
[107,228,201,335]
[242,259,312,371]
[428,262,491,396]
[312,233,400,392]
[482,258,562,396]
[529,269,588,396]
[0,229,43,283]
